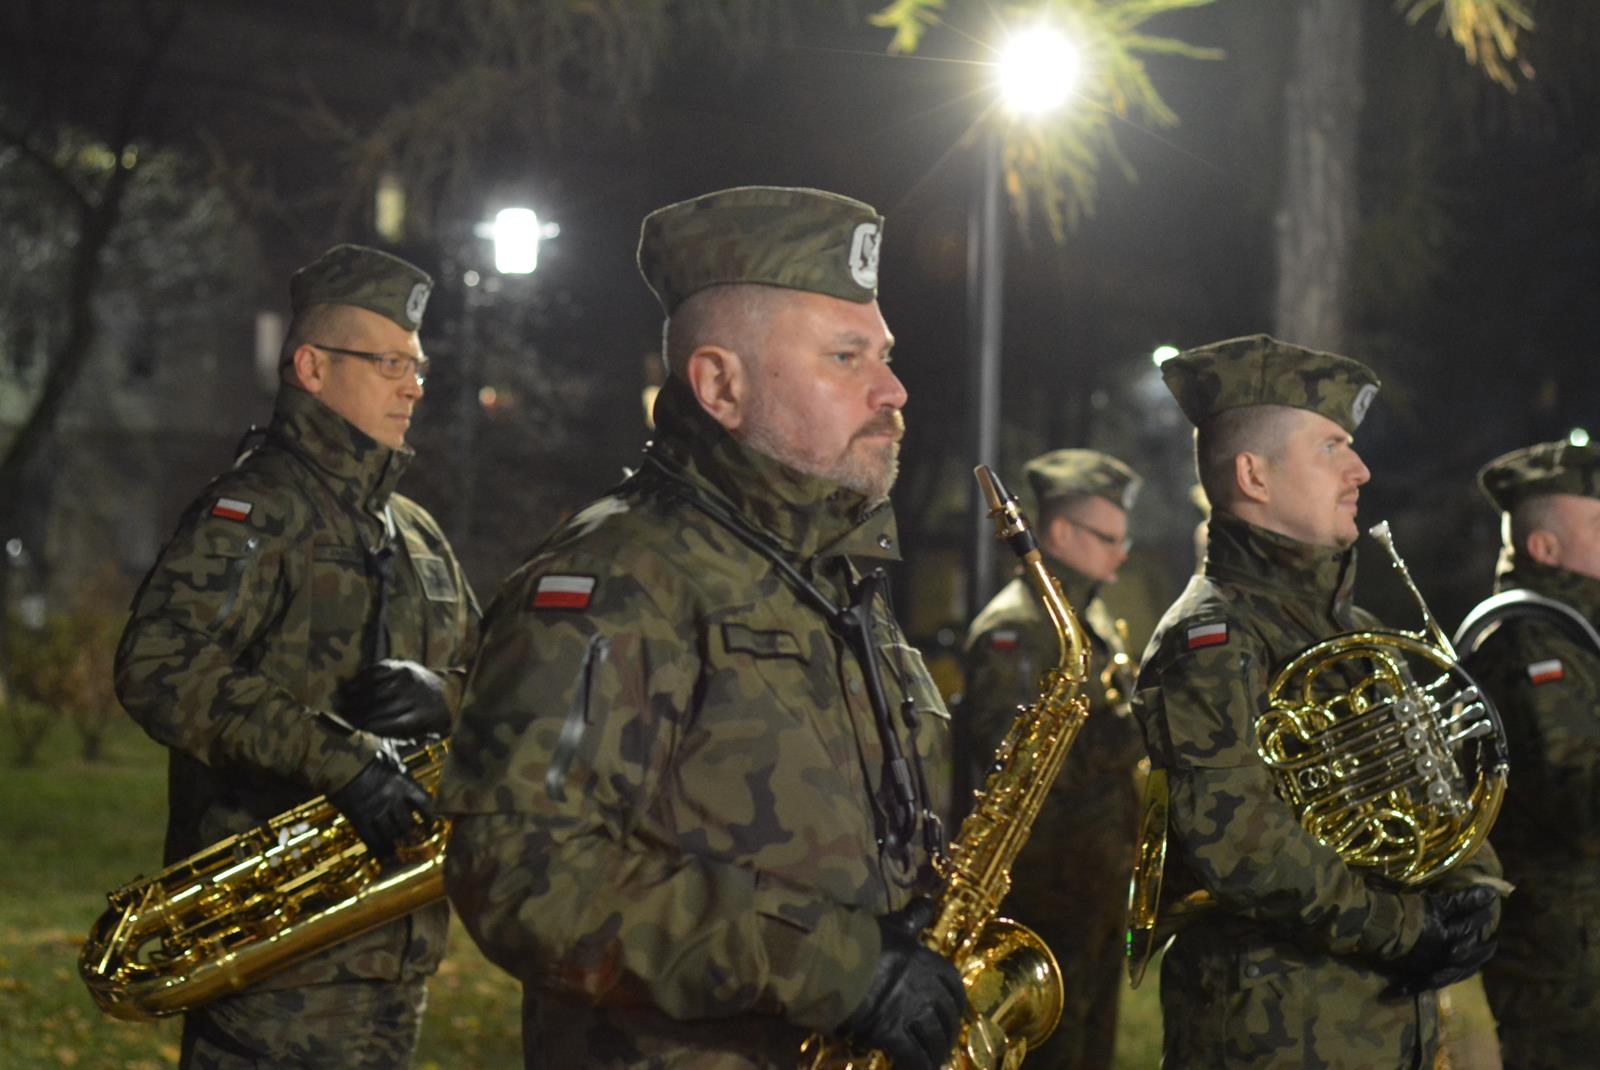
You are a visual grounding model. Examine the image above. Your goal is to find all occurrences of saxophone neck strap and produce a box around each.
[641,452,935,858]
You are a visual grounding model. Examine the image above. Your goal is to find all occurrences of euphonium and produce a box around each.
[1127,521,1509,985]
[802,465,1093,1070]
[79,740,449,1021]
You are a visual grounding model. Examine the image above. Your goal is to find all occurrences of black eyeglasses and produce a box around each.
[311,343,429,385]
[1065,517,1133,553]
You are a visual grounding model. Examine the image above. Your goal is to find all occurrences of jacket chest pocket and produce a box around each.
[307,543,377,683]
[388,546,462,665]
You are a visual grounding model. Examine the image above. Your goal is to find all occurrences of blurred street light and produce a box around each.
[1151,344,1180,367]
[967,23,1082,616]
[476,206,561,275]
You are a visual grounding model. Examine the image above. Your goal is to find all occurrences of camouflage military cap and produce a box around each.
[289,244,432,331]
[1161,333,1380,434]
[637,186,884,314]
[1023,449,1142,512]
[1478,439,1600,512]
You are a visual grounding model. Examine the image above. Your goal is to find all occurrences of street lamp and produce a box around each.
[454,204,560,535]
[967,24,1082,617]
[476,207,561,276]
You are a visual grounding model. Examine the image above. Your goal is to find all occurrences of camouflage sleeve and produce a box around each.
[1151,629,1423,960]
[960,625,1044,765]
[114,487,379,793]
[440,554,879,1033]
[1483,626,1600,842]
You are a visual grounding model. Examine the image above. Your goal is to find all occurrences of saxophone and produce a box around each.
[79,741,449,1021]
[802,465,1093,1070]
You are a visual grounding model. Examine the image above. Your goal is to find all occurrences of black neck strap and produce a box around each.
[641,453,942,859]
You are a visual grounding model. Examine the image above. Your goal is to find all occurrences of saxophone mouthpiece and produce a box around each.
[975,464,1009,515]
[974,465,1038,560]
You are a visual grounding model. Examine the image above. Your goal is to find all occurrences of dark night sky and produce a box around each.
[7,0,1598,635]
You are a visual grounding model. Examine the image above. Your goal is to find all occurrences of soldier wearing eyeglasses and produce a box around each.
[958,448,1145,1070]
[114,244,479,1069]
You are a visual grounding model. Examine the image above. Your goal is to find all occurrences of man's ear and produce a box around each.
[1041,513,1073,560]
[1234,451,1271,505]
[683,345,750,431]
[1525,528,1562,567]
[291,344,328,396]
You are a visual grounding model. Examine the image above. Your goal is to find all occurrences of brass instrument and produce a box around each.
[80,741,449,1021]
[1126,521,1509,986]
[802,465,1093,1070]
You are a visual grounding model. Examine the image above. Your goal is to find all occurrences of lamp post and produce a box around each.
[966,25,1082,617]
[453,205,559,536]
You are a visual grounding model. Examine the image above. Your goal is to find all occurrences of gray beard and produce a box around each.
[737,406,899,500]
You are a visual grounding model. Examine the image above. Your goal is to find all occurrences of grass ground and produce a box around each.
[1,715,1492,1069]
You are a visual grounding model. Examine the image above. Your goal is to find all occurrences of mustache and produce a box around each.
[855,409,905,442]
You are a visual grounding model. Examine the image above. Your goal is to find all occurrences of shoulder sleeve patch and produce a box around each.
[988,628,1021,651]
[1184,621,1230,651]
[210,497,254,522]
[531,573,597,611]
[1526,658,1565,685]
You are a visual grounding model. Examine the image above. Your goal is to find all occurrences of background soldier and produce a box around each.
[115,245,479,1069]
[1467,440,1600,1067]
[437,187,964,1070]
[1134,334,1502,1068]
[960,448,1144,1070]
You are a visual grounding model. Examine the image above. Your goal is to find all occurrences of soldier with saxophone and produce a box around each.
[114,245,479,1069]
[436,187,964,1070]
[960,448,1144,1070]
[1465,440,1600,1067]
[1134,335,1502,1068]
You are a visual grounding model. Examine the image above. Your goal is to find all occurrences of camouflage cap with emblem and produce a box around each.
[1023,448,1142,513]
[1478,439,1600,513]
[637,185,884,314]
[1161,333,1381,434]
[289,243,433,331]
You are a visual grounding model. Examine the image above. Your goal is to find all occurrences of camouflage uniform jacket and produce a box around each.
[115,385,479,989]
[961,559,1143,889]
[1134,511,1500,1069]
[437,376,953,1069]
[1468,559,1600,987]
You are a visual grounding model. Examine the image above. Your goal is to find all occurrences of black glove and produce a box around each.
[328,746,434,864]
[1387,884,1499,992]
[345,659,451,740]
[836,898,967,1070]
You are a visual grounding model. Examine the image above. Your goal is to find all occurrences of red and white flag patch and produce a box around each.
[1185,622,1230,651]
[531,574,597,611]
[1526,658,1565,685]
[988,629,1021,652]
[211,497,253,522]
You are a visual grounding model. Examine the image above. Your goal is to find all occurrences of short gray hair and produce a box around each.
[660,284,785,378]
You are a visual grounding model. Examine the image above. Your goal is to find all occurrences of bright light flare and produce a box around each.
[997,26,1081,116]
[1152,345,1180,367]
[492,208,542,274]
[1570,427,1591,447]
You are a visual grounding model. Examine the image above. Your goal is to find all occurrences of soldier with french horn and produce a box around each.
[1128,335,1504,1069]
[1465,440,1600,1067]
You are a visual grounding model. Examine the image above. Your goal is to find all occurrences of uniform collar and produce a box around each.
[1204,510,1359,615]
[1043,555,1100,612]
[646,376,901,564]
[270,386,412,516]
[1499,555,1600,623]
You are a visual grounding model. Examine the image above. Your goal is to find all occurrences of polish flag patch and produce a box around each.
[531,574,597,611]
[1185,622,1230,650]
[989,629,1021,651]
[1526,658,1565,685]
[211,497,253,522]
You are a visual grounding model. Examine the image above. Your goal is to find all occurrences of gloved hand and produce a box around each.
[836,898,967,1070]
[1387,884,1499,992]
[345,659,451,740]
[328,746,434,864]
